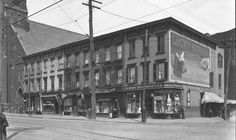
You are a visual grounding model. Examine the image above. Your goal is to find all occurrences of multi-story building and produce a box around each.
[20,17,224,118]
[0,0,87,112]
[211,28,236,100]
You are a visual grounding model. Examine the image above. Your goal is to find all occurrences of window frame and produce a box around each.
[116,44,122,59]
[156,33,165,55]
[128,39,136,59]
[105,48,111,62]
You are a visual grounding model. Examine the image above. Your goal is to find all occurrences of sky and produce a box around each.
[27,0,235,36]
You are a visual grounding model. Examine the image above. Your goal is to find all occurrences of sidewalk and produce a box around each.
[4,112,235,124]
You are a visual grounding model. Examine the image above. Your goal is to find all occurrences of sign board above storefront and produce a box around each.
[123,83,182,91]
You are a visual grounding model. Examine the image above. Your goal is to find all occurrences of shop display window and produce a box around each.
[96,99,112,113]
[153,93,180,114]
[64,98,72,113]
[126,93,141,114]
[77,98,86,112]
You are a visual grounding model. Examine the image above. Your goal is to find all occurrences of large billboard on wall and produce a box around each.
[170,32,210,87]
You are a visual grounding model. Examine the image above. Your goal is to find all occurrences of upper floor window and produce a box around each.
[153,61,167,81]
[31,63,34,74]
[95,71,100,86]
[209,72,214,88]
[117,68,122,84]
[44,59,48,71]
[30,79,34,91]
[58,75,63,90]
[58,56,63,69]
[66,54,73,68]
[50,76,55,91]
[142,63,149,82]
[36,78,41,91]
[43,77,47,91]
[126,65,137,84]
[105,48,110,61]
[76,72,80,88]
[105,70,111,85]
[142,37,149,56]
[9,12,15,23]
[156,33,165,54]
[129,39,135,59]
[75,53,80,66]
[37,61,41,73]
[95,51,100,63]
[218,74,222,89]
[218,54,223,68]
[25,80,28,92]
[84,72,89,87]
[116,45,122,59]
[84,52,89,65]
[51,58,55,71]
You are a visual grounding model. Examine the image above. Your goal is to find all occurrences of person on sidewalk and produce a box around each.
[180,106,185,119]
[0,111,9,140]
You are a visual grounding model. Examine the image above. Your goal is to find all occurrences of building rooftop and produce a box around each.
[211,28,236,42]
[13,20,88,55]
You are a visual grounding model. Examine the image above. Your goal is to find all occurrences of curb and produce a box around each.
[5,113,234,124]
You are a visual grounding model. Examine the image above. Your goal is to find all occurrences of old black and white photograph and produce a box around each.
[0,0,235,139]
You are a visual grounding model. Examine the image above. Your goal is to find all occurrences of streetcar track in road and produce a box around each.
[10,121,139,140]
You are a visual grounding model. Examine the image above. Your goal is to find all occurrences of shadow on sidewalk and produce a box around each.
[7,127,44,140]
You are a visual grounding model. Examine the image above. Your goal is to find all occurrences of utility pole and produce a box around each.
[28,68,31,116]
[82,0,102,119]
[0,1,7,106]
[0,0,4,105]
[224,46,232,120]
[142,28,148,123]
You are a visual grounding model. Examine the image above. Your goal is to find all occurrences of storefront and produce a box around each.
[126,92,141,117]
[23,92,41,113]
[152,89,182,119]
[95,87,123,117]
[62,92,89,116]
[123,82,183,119]
[42,95,58,114]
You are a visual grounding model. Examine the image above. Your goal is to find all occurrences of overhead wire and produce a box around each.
[100,9,146,23]
[53,0,87,35]
[16,0,118,39]
[3,0,63,30]
[141,0,209,33]
[76,0,117,20]
[94,0,193,35]
[29,0,76,19]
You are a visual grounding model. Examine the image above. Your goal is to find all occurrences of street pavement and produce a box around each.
[4,113,236,140]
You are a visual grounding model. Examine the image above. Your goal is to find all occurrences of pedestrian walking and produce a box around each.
[180,106,185,119]
[0,111,9,140]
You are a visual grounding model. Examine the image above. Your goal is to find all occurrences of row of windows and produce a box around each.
[128,33,165,59]
[126,61,168,84]
[24,45,123,75]
[209,72,222,90]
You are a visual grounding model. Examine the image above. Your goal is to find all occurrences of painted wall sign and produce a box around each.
[170,32,210,86]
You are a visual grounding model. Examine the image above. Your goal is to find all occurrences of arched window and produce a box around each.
[9,12,15,23]
[17,15,22,24]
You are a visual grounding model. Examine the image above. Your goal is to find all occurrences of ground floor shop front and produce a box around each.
[20,83,224,119]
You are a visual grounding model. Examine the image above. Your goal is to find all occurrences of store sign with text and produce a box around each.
[123,83,182,91]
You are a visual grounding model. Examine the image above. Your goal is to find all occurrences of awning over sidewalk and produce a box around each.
[227,100,236,104]
[201,92,224,104]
